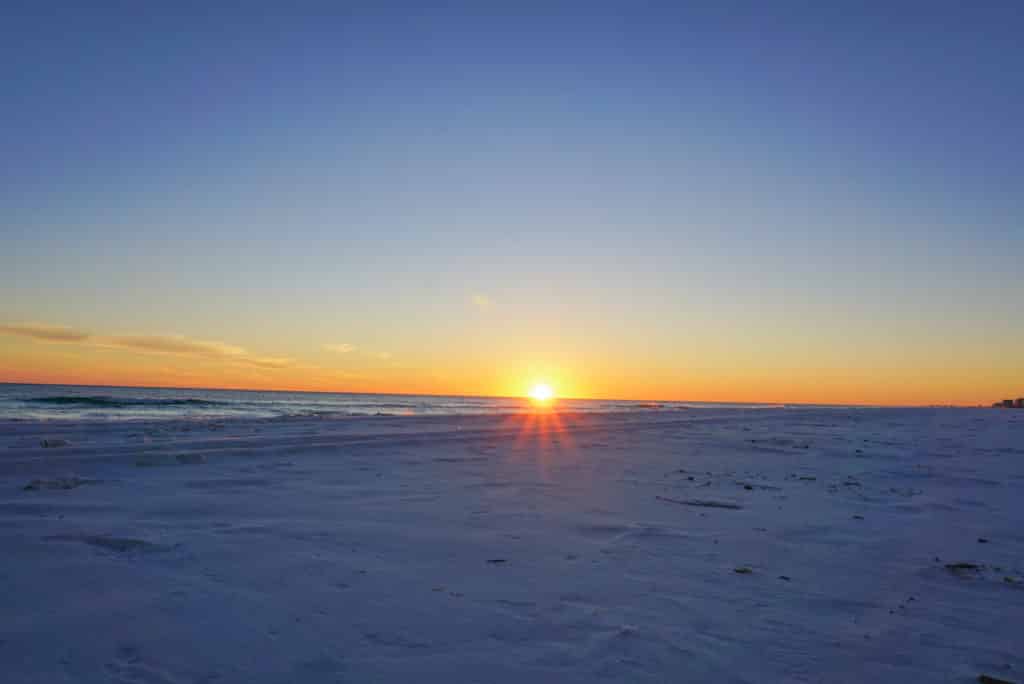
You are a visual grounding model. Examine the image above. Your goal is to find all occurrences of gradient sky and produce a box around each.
[2,2,1022,405]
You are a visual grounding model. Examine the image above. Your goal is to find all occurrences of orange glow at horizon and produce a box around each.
[0,330,1019,407]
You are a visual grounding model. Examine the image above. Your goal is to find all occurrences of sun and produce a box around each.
[528,383,555,403]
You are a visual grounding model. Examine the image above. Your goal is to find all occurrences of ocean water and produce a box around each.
[0,383,781,422]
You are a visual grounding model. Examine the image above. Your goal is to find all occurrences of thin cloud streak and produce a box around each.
[323,344,390,363]
[238,356,295,369]
[104,335,246,358]
[1,322,294,369]
[470,294,493,312]
[0,322,90,342]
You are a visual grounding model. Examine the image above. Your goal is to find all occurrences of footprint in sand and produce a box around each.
[105,644,189,684]
[293,655,345,678]
[45,534,175,553]
[185,477,272,490]
[23,477,96,491]
[135,453,206,467]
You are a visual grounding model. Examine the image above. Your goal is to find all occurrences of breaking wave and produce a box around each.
[26,396,225,409]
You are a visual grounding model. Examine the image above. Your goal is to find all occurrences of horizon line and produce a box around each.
[0,380,970,409]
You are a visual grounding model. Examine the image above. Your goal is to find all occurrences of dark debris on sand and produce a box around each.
[977,675,1016,684]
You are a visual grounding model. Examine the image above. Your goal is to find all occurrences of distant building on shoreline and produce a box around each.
[993,398,1023,408]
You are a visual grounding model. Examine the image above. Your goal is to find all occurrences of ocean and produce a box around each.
[0,383,780,422]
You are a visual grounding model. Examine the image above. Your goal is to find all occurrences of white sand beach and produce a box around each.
[2,408,1022,682]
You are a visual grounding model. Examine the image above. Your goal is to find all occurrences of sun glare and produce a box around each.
[528,383,555,403]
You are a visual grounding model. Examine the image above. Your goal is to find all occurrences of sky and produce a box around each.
[1,2,1022,405]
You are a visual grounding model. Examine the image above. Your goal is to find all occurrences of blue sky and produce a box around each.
[1,2,1022,402]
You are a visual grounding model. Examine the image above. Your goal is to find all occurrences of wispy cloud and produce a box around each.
[0,322,90,342]
[104,335,246,358]
[239,356,295,369]
[1,322,294,369]
[470,294,493,312]
[321,342,390,364]
[102,335,295,368]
